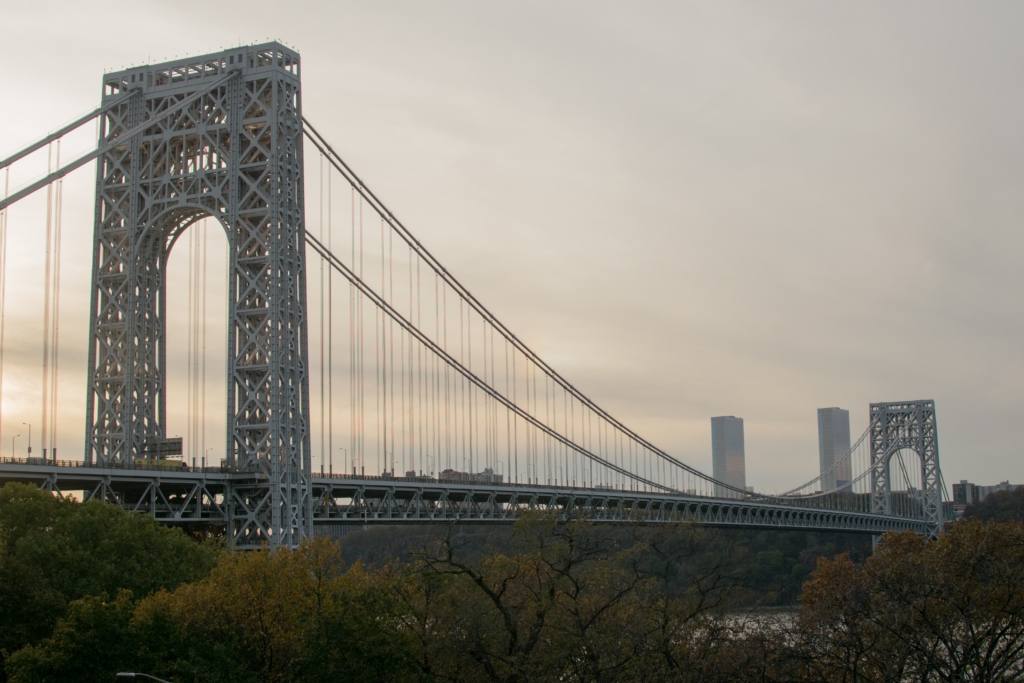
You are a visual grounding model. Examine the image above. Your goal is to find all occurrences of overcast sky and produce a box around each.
[0,1,1021,493]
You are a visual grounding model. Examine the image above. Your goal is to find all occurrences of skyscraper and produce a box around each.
[711,416,746,498]
[817,407,852,492]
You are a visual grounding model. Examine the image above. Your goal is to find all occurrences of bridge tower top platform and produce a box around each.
[102,42,300,99]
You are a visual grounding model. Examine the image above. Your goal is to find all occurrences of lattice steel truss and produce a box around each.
[0,461,933,537]
[869,400,942,539]
[84,44,311,549]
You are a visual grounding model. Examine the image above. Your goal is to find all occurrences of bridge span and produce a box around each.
[0,457,932,540]
[0,43,945,547]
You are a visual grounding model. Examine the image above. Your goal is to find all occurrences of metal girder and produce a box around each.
[83,44,311,549]
[0,461,932,535]
[869,400,943,539]
[306,477,929,534]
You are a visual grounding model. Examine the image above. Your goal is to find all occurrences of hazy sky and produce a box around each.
[0,1,1021,493]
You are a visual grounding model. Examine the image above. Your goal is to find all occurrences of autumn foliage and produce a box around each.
[3,481,1024,683]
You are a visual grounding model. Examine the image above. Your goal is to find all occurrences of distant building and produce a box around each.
[711,416,746,498]
[817,407,852,492]
[952,480,978,510]
[953,479,1021,512]
[439,467,503,485]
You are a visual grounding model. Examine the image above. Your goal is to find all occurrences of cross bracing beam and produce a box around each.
[0,460,932,536]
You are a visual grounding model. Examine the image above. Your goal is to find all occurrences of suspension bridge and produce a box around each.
[0,44,944,549]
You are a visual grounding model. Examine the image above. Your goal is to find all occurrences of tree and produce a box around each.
[797,519,1024,682]
[0,483,220,680]
[133,537,417,683]
[5,591,137,683]
[625,525,747,683]
[964,486,1024,524]
[405,514,747,683]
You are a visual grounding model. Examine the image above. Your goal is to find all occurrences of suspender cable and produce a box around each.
[359,197,365,475]
[304,122,750,497]
[408,247,413,474]
[327,163,333,479]
[443,282,450,471]
[493,328,499,474]
[0,168,7,446]
[307,233,670,492]
[382,218,389,474]
[459,299,464,471]
[415,253,419,473]
[319,154,325,476]
[49,149,63,460]
[376,218,381,476]
[40,143,55,461]
[201,220,208,468]
[348,186,357,475]
[193,222,201,466]
[389,225,395,474]
[194,227,200,465]
[349,186,356,475]
[505,339,511,482]
[187,230,193,465]
[192,223,201,465]
[467,304,473,474]
[513,349,519,482]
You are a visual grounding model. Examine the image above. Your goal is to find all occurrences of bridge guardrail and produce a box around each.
[0,456,227,475]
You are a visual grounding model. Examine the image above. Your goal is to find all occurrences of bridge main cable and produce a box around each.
[303,119,754,500]
[0,70,241,213]
[304,231,673,494]
[0,89,137,172]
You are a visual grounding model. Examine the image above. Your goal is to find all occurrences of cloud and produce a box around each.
[0,0,1021,491]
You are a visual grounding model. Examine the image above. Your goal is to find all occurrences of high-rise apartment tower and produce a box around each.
[711,416,746,498]
[818,407,852,492]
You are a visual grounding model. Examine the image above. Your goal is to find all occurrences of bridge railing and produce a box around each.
[0,456,227,475]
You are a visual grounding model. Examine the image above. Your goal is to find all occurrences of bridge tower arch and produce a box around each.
[84,44,311,548]
[869,400,943,539]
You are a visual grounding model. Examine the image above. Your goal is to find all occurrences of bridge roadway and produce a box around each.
[0,458,929,536]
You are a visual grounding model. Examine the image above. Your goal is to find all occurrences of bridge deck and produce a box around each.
[0,459,929,536]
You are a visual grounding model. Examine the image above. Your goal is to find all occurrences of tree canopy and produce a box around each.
[964,486,1024,524]
[4,481,1024,682]
[0,483,220,680]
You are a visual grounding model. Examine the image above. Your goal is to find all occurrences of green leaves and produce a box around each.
[6,481,1024,683]
[128,537,418,683]
[5,591,137,683]
[0,483,221,680]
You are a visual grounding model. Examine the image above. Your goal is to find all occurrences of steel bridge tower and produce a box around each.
[869,400,943,539]
[84,44,311,549]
